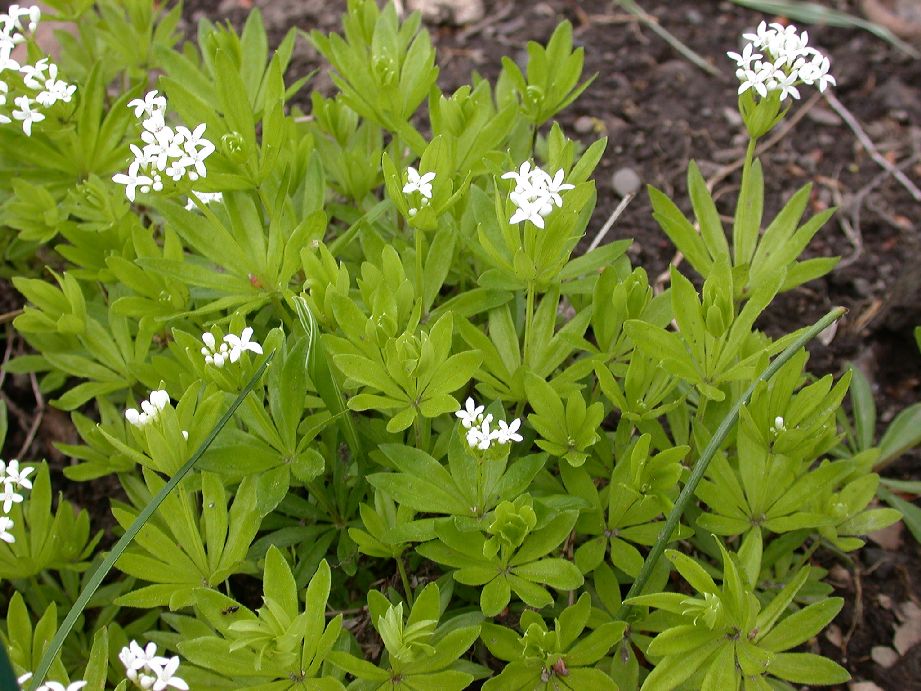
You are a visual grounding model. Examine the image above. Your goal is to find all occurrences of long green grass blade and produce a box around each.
[617,306,846,617]
[729,0,920,58]
[27,353,274,691]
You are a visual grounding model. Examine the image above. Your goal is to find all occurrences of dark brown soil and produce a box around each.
[2,0,920,687]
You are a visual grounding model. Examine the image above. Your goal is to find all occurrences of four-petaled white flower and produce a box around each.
[112,161,153,203]
[402,167,435,200]
[0,515,14,543]
[11,95,43,135]
[496,418,523,444]
[455,397,485,429]
[125,389,170,427]
[145,656,189,691]
[223,327,264,363]
[127,90,167,119]
[2,459,34,489]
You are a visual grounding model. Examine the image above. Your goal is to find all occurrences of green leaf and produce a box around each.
[688,160,729,264]
[848,364,876,451]
[481,576,511,617]
[878,403,921,467]
[758,599,843,652]
[767,652,850,685]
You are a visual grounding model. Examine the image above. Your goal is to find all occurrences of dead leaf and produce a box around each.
[825,623,844,647]
[868,520,903,550]
[893,601,921,654]
[850,682,886,691]
[871,645,899,668]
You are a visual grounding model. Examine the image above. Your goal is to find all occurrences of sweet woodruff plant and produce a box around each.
[0,1,904,690]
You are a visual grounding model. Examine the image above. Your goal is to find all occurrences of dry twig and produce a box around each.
[824,90,921,203]
[587,192,635,252]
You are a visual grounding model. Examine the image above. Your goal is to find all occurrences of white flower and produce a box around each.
[737,64,771,98]
[17,672,32,686]
[128,90,166,119]
[0,483,23,513]
[402,167,435,199]
[726,43,762,70]
[184,191,222,211]
[146,656,189,691]
[508,194,547,228]
[455,397,485,429]
[141,124,184,171]
[0,43,20,72]
[731,23,833,101]
[496,418,523,444]
[0,515,14,543]
[2,459,34,489]
[503,162,572,227]
[11,94,43,135]
[797,52,835,92]
[19,56,49,89]
[125,390,170,427]
[119,641,169,683]
[223,327,263,363]
[466,416,496,451]
[112,161,153,203]
[34,681,88,691]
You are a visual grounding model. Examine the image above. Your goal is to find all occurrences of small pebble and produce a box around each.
[611,167,642,197]
[574,116,595,134]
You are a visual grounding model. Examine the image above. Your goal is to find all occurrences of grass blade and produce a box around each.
[618,306,846,616]
[26,353,274,691]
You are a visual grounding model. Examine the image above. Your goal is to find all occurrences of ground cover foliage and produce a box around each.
[0,0,916,689]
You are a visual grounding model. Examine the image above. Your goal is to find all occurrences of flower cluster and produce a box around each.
[119,641,189,691]
[17,673,85,691]
[0,458,34,544]
[455,398,523,450]
[502,162,574,228]
[728,21,835,101]
[125,389,170,428]
[112,90,216,202]
[0,5,76,136]
[402,166,434,217]
[201,327,263,367]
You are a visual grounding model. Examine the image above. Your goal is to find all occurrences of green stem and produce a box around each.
[27,353,275,691]
[614,307,846,619]
[396,553,414,608]
[415,228,425,304]
[523,281,535,367]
